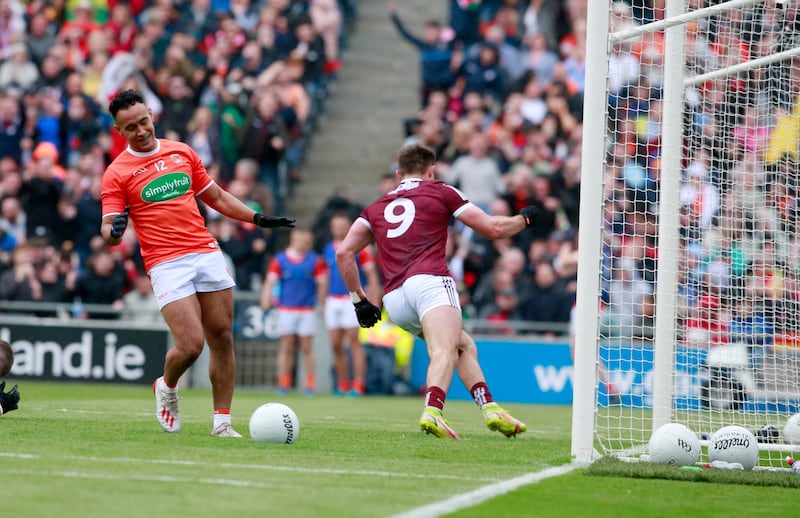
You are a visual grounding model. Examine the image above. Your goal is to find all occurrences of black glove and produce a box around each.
[110,206,130,238]
[519,205,537,228]
[254,213,296,228]
[354,299,381,328]
[0,381,19,415]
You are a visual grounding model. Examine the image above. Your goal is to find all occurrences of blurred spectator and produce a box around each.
[523,258,574,336]
[0,195,25,246]
[454,41,504,106]
[680,154,721,232]
[440,132,505,211]
[159,74,200,141]
[186,105,223,168]
[36,251,76,306]
[311,186,363,252]
[65,93,103,167]
[522,33,559,86]
[439,118,475,164]
[0,93,25,164]
[230,157,276,222]
[310,0,343,73]
[19,145,62,241]
[479,23,525,82]
[600,257,655,340]
[121,271,162,324]
[73,248,126,318]
[288,16,326,91]
[476,282,524,335]
[216,81,247,180]
[472,246,531,312]
[26,9,57,67]
[0,244,42,303]
[389,1,457,106]
[0,43,39,91]
[238,89,289,211]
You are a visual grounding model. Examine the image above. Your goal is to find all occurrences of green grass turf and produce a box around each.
[3,382,798,517]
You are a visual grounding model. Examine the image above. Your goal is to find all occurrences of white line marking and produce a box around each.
[389,463,582,518]
[4,468,281,489]
[0,452,499,482]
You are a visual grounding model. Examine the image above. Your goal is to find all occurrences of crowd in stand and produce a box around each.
[595,1,800,348]
[0,0,588,336]
[6,0,793,344]
[0,0,353,317]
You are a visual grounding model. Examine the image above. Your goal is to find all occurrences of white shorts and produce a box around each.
[382,274,460,336]
[325,295,359,329]
[278,308,317,336]
[149,251,236,310]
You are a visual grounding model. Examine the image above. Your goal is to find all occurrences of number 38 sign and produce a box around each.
[233,300,280,341]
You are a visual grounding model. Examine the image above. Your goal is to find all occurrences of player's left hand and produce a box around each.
[519,205,537,228]
[0,381,19,415]
[254,213,296,228]
[354,299,381,328]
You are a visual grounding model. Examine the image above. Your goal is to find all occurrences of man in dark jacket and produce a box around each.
[389,1,457,106]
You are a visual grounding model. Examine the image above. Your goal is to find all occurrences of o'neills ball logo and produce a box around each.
[141,172,191,202]
[283,413,294,443]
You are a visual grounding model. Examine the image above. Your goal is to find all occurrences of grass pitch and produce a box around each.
[1,382,797,517]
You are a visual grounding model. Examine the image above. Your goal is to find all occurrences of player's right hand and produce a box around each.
[110,206,130,238]
[354,299,381,328]
[0,381,19,415]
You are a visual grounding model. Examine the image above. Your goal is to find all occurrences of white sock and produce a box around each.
[160,377,177,393]
[213,412,231,429]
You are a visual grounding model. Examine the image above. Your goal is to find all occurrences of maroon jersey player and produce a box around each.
[336,143,536,439]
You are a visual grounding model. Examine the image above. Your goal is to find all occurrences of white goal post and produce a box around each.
[572,0,800,469]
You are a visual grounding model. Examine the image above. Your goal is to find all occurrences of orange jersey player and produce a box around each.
[100,89,295,437]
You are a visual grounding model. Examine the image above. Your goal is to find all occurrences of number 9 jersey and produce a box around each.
[356,178,474,294]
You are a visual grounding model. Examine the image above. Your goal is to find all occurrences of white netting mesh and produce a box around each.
[593,0,800,469]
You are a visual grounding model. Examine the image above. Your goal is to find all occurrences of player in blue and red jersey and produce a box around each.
[261,228,328,394]
[323,213,380,396]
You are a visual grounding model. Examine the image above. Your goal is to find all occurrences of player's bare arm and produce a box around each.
[456,204,534,240]
[363,260,382,306]
[335,219,375,301]
[199,183,296,228]
[198,183,260,223]
[336,220,381,328]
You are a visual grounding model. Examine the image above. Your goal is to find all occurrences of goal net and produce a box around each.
[572,0,800,469]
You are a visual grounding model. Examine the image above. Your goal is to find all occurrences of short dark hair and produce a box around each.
[108,89,146,119]
[0,339,13,377]
[397,144,436,177]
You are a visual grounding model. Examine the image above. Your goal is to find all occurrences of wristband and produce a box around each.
[350,290,364,304]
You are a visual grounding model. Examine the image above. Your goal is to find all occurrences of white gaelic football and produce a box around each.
[647,423,701,466]
[249,403,300,444]
[708,425,759,470]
